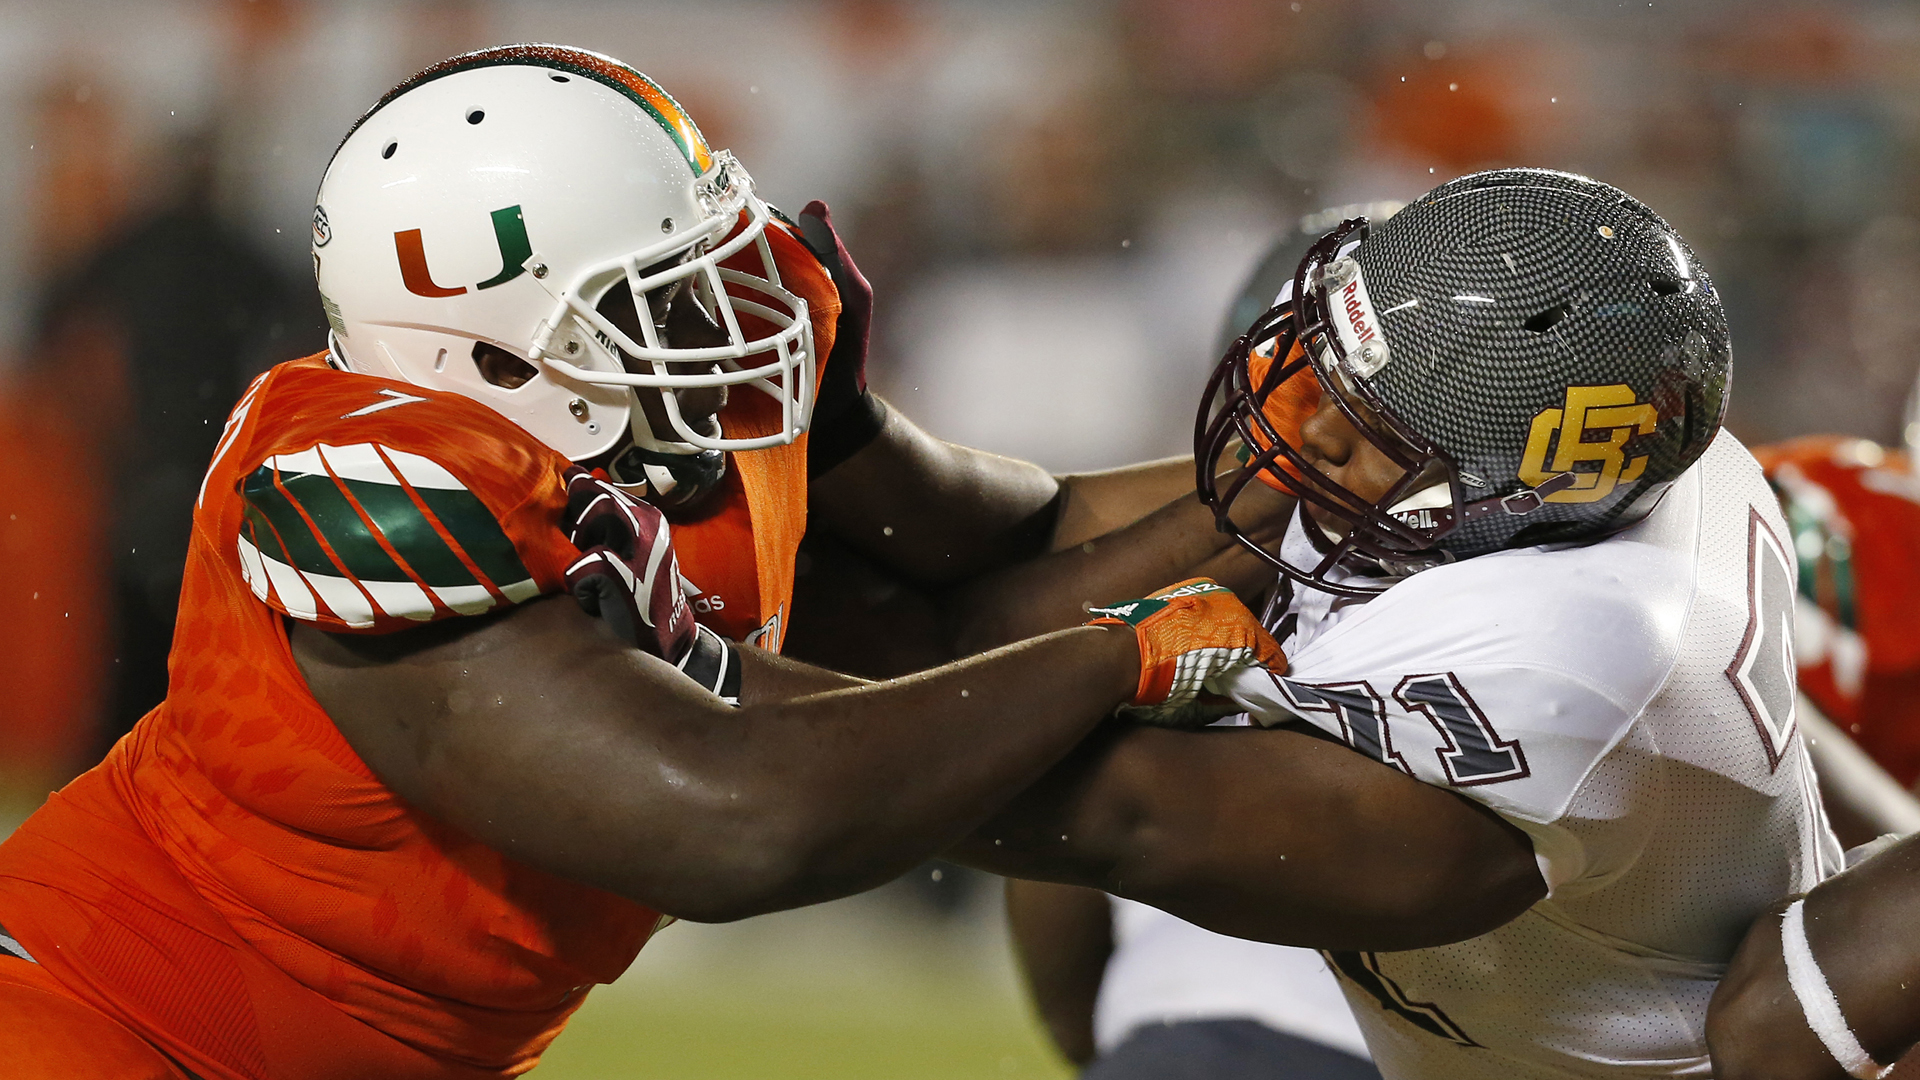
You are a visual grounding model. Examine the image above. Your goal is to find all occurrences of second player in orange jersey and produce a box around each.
[1754,435,1920,788]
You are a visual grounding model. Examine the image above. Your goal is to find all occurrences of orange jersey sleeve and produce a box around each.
[217,357,577,633]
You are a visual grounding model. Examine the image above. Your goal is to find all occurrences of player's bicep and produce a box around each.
[288,596,771,904]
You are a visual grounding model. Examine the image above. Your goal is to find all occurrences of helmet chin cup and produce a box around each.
[610,442,727,508]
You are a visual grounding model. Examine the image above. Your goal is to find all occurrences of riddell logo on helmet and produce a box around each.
[1391,507,1440,531]
[1341,280,1378,344]
[1328,265,1390,377]
[394,204,534,298]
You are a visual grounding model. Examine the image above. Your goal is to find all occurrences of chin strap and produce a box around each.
[1357,472,1583,582]
[610,444,728,507]
[1457,471,1580,524]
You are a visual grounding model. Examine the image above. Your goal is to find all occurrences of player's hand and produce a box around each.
[1086,578,1286,728]
[561,466,698,663]
[795,200,872,417]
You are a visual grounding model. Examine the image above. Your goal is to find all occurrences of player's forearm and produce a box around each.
[945,484,1294,655]
[808,404,1065,585]
[1006,879,1112,1065]
[955,725,1544,951]
[734,642,869,699]
[296,601,1137,923]
[1706,895,1849,1080]
[1051,457,1198,550]
[809,407,1294,658]
[667,626,1140,918]
[1710,836,1920,1079]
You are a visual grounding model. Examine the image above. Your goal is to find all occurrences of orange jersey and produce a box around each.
[1755,436,1920,786]
[0,217,838,1079]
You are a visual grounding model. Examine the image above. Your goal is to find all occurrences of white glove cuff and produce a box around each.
[1782,897,1892,1080]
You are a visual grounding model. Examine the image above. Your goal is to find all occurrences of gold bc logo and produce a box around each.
[1518,385,1658,504]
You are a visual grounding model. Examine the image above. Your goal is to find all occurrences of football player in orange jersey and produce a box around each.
[0,44,1297,1079]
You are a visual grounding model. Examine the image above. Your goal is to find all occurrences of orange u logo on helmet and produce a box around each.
[1518,385,1659,504]
[394,204,533,298]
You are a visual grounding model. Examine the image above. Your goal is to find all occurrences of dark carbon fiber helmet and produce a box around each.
[1197,169,1731,596]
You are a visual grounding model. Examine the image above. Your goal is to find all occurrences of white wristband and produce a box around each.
[1781,898,1891,1080]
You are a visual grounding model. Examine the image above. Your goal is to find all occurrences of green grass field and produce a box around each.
[526,883,1073,1080]
[535,963,1070,1080]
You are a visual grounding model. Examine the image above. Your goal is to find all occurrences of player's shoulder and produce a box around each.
[244,354,549,461]
[211,353,575,633]
[1287,448,1742,739]
[1305,513,1697,713]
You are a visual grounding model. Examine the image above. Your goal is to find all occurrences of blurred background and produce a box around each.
[3,0,1920,1075]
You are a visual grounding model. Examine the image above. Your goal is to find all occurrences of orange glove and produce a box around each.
[1087,578,1288,728]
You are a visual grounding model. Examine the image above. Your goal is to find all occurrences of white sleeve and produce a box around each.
[1220,542,1686,892]
[1224,661,1634,891]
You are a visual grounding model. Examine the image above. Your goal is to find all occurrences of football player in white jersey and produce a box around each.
[959,168,1843,1079]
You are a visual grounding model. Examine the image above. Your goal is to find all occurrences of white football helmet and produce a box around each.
[312,44,813,471]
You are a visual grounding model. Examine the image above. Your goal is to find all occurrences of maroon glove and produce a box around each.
[561,466,697,663]
[795,200,885,477]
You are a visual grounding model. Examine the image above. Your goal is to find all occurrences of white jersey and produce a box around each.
[1224,430,1843,1080]
[1096,897,1371,1061]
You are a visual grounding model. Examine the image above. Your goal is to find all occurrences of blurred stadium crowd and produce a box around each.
[2,2,1919,1066]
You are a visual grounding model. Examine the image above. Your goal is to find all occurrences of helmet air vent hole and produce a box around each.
[1523,302,1571,334]
[549,73,570,82]
[1649,277,1684,296]
[472,341,537,389]
[467,109,485,125]
[382,141,397,159]
[433,348,448,373]
[661,217,675,233]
